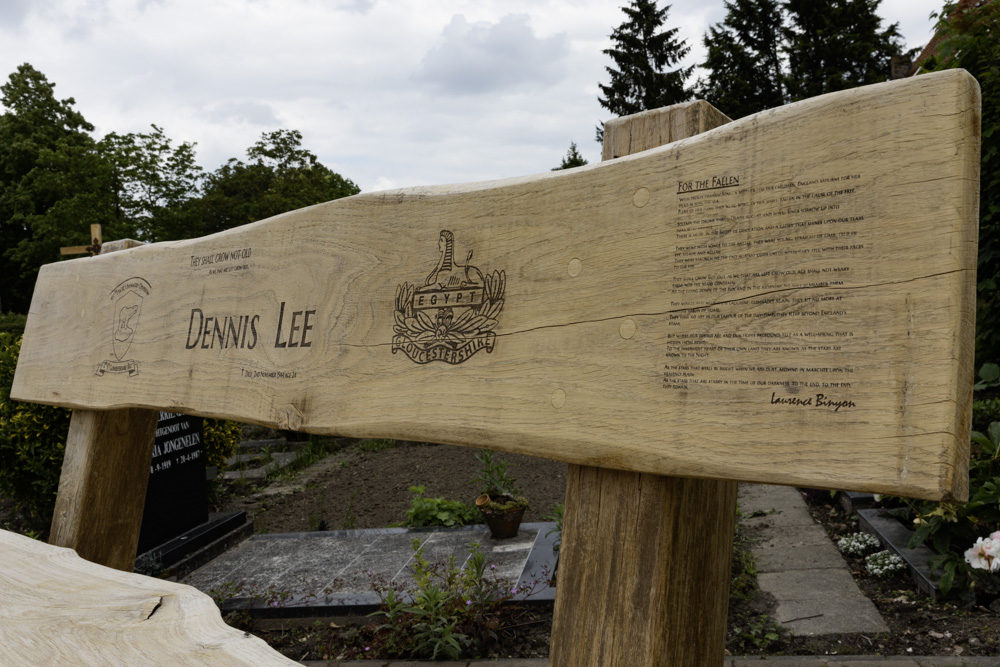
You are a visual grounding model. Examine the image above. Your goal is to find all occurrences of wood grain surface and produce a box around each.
[12,70,980,500]
[551,98,738,667]
[48,407,158,570]
[0,529,294,665]
[552,467,739,666]
[48,239,159,571]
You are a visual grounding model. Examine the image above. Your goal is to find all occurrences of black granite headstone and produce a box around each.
[137,411,208,555]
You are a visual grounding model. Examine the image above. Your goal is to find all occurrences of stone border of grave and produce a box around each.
[836,491,879,514]
[138,511,254,581]
[857,508,942,599]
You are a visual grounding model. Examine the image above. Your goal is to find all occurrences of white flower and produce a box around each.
[865,550,906,578]
[965,536,1000,572]
[837,532,880,556]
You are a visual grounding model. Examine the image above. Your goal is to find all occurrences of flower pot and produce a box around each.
[481,505,526,539]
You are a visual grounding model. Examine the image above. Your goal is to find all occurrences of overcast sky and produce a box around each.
[1,0,945,193]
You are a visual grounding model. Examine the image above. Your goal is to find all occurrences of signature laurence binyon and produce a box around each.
[770,391,857,412]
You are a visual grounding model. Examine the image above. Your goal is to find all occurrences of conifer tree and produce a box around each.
[596,0,693,142]
[697,0,785,119]
[552,142,588,170]
[783,0,903,102]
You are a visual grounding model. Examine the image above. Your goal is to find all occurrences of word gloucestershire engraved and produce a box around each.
[393,230,505,365]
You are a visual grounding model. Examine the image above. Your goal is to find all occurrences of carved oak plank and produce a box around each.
[12,70,980,500]
[0,529,294,665]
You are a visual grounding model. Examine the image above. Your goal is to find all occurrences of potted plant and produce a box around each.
[473,450,529,539]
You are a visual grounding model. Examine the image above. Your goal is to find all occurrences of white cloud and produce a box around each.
[0,0,945,193]
[417,14,569,95]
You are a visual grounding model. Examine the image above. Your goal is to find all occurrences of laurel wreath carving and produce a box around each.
[394,270,505,343]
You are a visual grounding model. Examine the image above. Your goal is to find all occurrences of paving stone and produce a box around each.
[754,524,848,572]
[739,483,811,513]
[759,568,887,634]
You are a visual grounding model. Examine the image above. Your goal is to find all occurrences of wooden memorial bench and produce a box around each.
[2,69,981,665]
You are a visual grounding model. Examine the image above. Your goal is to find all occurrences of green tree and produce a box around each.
[918,1,1000,362]
[190,129,360,238]
[596,0,693,142]
[98,125,203,242]
[783,0,903,102]
[552,142,588,170]
[697,0,785,119]
[0,64,107,313]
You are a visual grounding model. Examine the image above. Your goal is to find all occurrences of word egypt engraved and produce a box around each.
[97,277,151,376]
[393,230,505,364]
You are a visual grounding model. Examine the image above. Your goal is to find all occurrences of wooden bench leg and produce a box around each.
[550,466,738,666]
[49,408,159,571]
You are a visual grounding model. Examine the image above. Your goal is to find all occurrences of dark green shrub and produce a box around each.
[0,334,72,531]
[920,2,1000,362]
[899,422,1000,594]
[0,313,26,336]
[973,397,1000,433]
[203,418,241,469]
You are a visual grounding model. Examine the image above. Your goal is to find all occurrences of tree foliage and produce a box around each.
[190,129,359,238]
[694,0,902,119]
[596,0,693,141]
[0,64,101,312]
[0,65,361,311]
[552,142,588,170]
[697,0,785,119]
[782,0,903,102]
[98,125,203,242]
[918,1,1000,362]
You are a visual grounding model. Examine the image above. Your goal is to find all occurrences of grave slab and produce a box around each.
[182,523,558,615]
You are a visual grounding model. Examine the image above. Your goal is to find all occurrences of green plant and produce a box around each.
[728,613,781,654]
[730,524,759,600]
[399,485,481,528]
[543,502,564,550]
[202,418,242,469]
[473,450,528,515]
[354,438,396,453]
[0,333,72,532]
[974,363,1000,391]
[405,584,469,660]
[473,450,520,497]
[920,2,1000,362]
[341,490,359,530]
[973,397,1000,432]
[0,313,26,336]
[898,422,1000,595]
[357,540,547,660]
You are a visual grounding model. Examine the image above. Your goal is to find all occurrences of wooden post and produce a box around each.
[550,101,737,667]
[49,238,158,572]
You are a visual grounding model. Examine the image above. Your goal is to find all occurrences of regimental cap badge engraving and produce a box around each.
[392,230,505,365]
[97,277,152,376]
